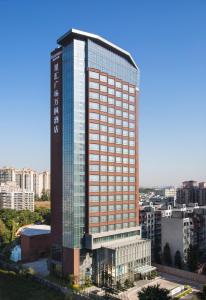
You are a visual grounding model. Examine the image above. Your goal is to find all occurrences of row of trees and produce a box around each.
[162,242,198,272]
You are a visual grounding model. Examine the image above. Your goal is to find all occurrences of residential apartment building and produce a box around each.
[50,28,152,285]
[161,205,206,263]
[177,181,199,205]
[0,167,50,198]
[0,182,34,211]
[140,204,161,259]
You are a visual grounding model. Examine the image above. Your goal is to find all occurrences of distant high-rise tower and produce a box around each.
[50,29,151,284]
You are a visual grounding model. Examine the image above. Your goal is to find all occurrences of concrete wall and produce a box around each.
[154,263,206,284]
[161,217,184,262]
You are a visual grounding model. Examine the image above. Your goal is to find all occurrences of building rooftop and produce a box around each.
[20,225,51,237]
[57,28,138,70]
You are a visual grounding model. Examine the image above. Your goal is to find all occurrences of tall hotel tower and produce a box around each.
[51,29,151,284]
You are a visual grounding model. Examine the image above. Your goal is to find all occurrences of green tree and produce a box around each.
[174,250,182,269]
[138,284,172,300]
[187,244,198,272]
[163,243,172,266]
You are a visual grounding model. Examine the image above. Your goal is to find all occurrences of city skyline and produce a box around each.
[0,0,206,186]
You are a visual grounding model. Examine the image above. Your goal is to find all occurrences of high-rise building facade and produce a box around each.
[51,29,152,284]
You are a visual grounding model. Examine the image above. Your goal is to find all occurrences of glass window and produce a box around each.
[90,133,99,141]
[90,195,99,202]
[109,205,115,211]
[116,81,122,88]
[100,165,107,172]
[116,147,122,154]
[100,115,107,122]
[90,154,99,161]
[123,186,128,191]
[116,156,122,163]
[108,214,115,221]
[130,95,135,102]
[116,138,122,144]
[130,158,135,164]
[108,185,115,191]
[123,111,128,118]
[108,117,115,124]
[108,224,115,231]
[116,100,122,107]
[108,195,115,201]
[100,85,107,92]
[116,186,122,191]
[129,87,135,93]
[130,104,135,111]
[90,112,99,120]
[108,107,114,114]
[101,195,107,202]
[129,203,135,209]
[108,78,114,85]
[90,216,99,223]
[89,102,99,110]
[123,195,128,201]
[116,109,122,117]
[100,144,107,152]
[129,213,135,218]
[123,102,128,109]
[129,122,135,129]
[123,84,128,91]
[123,204,128,210]
[89,186,99,192]
[100,175,107,182]
[123,148,128,154]
[90,165,99,172]
[91,227,99,233]
[116,214,122,220]
[123,93,128,100]
[100,124,107,132]
[108,97,115,105]
[130,167,135,173]
[129,186,135,191]
[100,206,107,212]
[90,81,99,89]
[116,119,122,126]
[100,185,107,192]
[108,127,115,133]
[116,166,122,172]
[89,92,99,100]
[100,215,107,222]
[100,105,107,112]
[108,176,115,182]
[108,88,114,95]
[123,157,128,163]
[116,128,122,135]
[108,136,115,143]
[123,121,128,127]
[108,146,115,153]
[100,75,107,82]
[90,123,99,130]
[108,166,115,172]
[90,206,99,212]
[130,194,135,201]
[130,140,135,147]
[100,225,108,232]
[123,167,128,173]
[100,94,107,102]
[116,90,121,98]
[100,155,107,161]
[116,223,122,230]
[89,144,99,151]
[89,71,99,79]
[116,204,122,211]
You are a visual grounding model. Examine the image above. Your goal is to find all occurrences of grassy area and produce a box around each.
[35,201,51,209]
[0,269,64,300]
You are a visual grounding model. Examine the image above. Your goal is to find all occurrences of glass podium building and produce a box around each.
[50,29,152,284]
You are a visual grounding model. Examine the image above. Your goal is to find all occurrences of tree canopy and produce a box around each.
[138,284,172,300]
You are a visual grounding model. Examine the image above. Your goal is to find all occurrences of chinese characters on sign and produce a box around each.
[51,51,62,135]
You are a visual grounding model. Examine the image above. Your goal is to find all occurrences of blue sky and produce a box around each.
[0,0,205,186]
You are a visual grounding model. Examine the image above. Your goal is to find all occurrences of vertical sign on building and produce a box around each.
[50,48,63,247]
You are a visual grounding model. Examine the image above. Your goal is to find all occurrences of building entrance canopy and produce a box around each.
[134,265,156,275]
